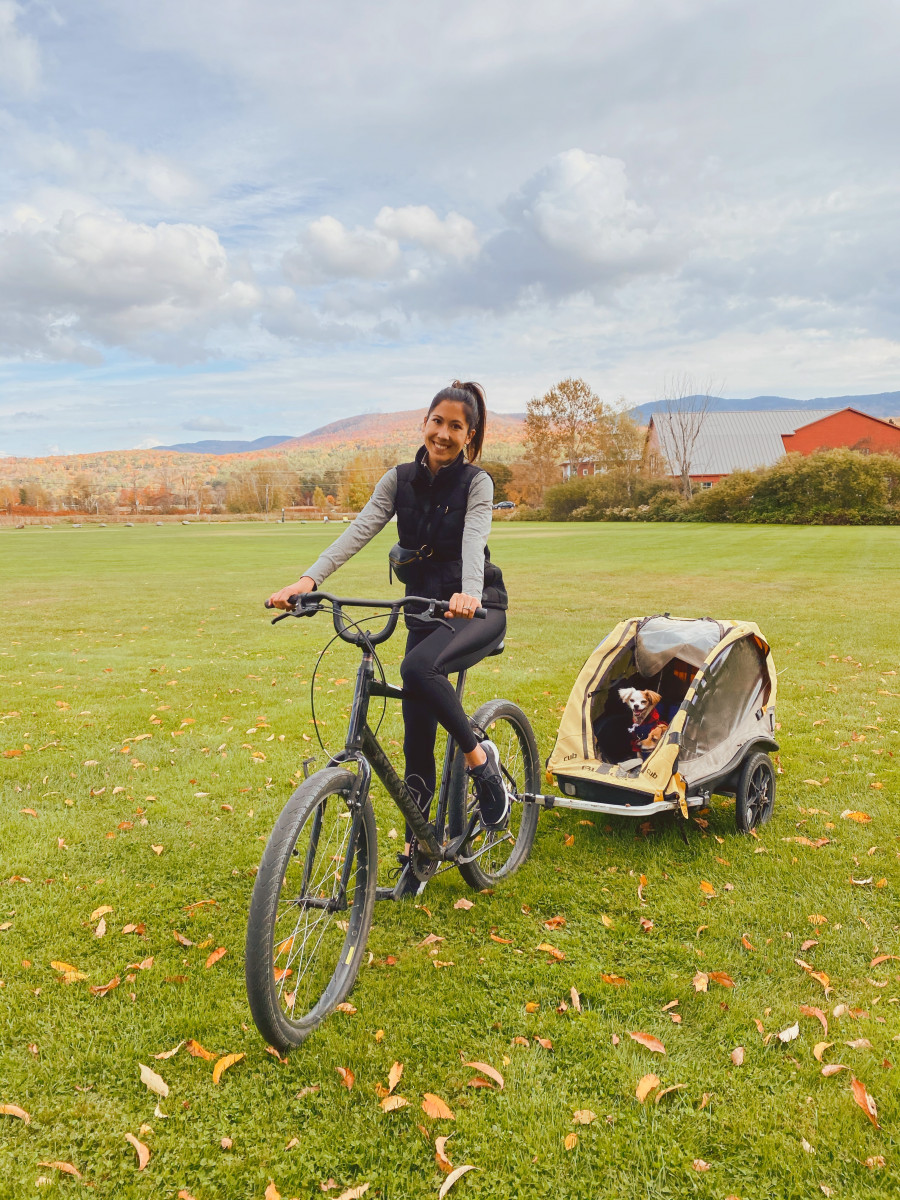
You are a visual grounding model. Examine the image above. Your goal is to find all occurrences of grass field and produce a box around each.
[1,520,899,1200]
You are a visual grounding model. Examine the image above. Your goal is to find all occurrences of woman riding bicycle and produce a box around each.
[267,380,510,897]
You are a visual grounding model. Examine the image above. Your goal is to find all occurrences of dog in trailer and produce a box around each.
[618,687,668,758]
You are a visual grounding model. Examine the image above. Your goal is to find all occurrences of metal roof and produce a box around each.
[650,410,837,476]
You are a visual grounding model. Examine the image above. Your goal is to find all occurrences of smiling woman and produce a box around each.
[267,380,511,893]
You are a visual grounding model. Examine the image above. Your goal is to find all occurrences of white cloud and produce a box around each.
[284,215,401,284]
[0,1,40,97]
[374,206,479,260]
[0,208,261,360]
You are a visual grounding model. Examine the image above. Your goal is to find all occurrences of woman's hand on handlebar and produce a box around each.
[445,591,481,620]
[267,576,317,611]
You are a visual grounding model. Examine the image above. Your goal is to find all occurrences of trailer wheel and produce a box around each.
[735,751,776,833]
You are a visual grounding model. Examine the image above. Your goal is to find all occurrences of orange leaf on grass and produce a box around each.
[813,1042,833,1061]
[38,1162,82,1179]
[435,1135,454,1173]
[524,1001,540,1012]
[635,1074,660,1102]
[841,810,871,823]
[536,942,565,961]
[205,947,227,968]
[601,974,629,987]
[629,1031,666,1054]
[700,880,716,896]
[139,1063,169,1097]
[570,987,582,1012]
[335,1067,355,1090]
[655,1084,686,1103]
[731,1047,745,1066]
[544,915,566,930]
[185,1039,215,1060]
[850,1077,879,1127]
[692,972,709,992]
[154,1042,184,1060]
[387,1061,404,1094]
[534,1037,553,1050]
[708,972,734,988]
[422,1093,455,1120]
[572,1109,596,1124]
[799,1005,828,1034]
[212,1053,245,1084]
[691,1159,710,1172]
[464,1062,504,1089]
[563,834,575,847]
[564,1132,578,1151]
[264,1184,281,1200]
[870,954,899,968]
[1,1104,31,1123]
[90,975,120,997]
[124,1132,151,1170]
[821,1064,850,1076]
[173,931,193,947]
[335,1002,357,1014]
[380,1095,409,1112]
[489,933,512,945]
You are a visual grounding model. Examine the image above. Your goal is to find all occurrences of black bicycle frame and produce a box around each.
[328,648,467,862]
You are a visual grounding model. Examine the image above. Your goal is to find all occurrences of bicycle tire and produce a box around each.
[448,698,540,890]
[245,767,377,1051]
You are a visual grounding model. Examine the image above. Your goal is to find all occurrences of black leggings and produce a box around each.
[399,608,507,830]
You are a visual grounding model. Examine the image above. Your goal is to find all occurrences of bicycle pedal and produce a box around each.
[441,832,471,859]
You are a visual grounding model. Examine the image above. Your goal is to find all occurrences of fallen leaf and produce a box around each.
[205,946,227,969]
[564,1132,578,1151]
[544,915,566,930]
[800,1138,815,1155]
[865,1156,886,1169]
[870,954,899,968]
[38,1163,82,1179]
[850,1077,879,1127]
[731,1046,745,1065]
[700,880,716,896]
[809,914,828,926]
[151,845,163,855]
[464,1061,504,1089]
[374,1030,385,1043]
[418,933,444,947]
[90,905,114,922]
[154,1042,185,1061]
[139,1063,169,1097]
[0,1104,31,1123]
[212,1053,245,1084]
[489,933,512,945]
[841,810,871,823]
[422,1093,455,1120]
[655,1084,686,1103]
[265,1184,281,1200]
[220,1137,233,1149]
[813,1042,833,1061]
[380,1095,409,1112]
[601,974,629,987]
[335,1067,355,1090]
[90,975,120,997]
[572,1109,596,1124]
[534,1037,553,1050]
[846,1038,873,1051]
[124,1132,150,1170]
[692,971,709,992]
[564,834,575,847]
[629,1031,666,1054]
[185,1039,215,1060]
[439,1166,476,1199]
[435,1135,454,1173]
[453,898,473,911]
[512,1036,529,1047]
[524,1001,540,1012]
[173,930,193,947]
[708,972,735,988]
[778,1023,800,1043]
[600,915,613,929]
[336,1002,357,1014]
[799,1005,828,1034]
[691,1159,711,1172]
[821,1064,850,1076]
[537,941,565,961]
[570,987,582,1012]
[636,1074,660,1102]
[296,1085,320,1099]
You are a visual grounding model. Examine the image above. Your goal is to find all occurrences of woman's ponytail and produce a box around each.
[429,379,487,462]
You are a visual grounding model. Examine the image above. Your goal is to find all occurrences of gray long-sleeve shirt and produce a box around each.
[303,466,494,600]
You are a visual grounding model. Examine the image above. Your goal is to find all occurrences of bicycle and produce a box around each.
[244,592,541,1051]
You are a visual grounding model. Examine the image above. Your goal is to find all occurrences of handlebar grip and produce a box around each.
[474,607,487,619]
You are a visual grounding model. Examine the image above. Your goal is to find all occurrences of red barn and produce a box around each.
[781,408,900,456]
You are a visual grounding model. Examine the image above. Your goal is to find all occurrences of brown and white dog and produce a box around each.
[618,687,668,753]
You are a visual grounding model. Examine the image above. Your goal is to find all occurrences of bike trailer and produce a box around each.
[544,615,778,826]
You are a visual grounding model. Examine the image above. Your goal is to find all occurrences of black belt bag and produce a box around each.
[388,542,433,585]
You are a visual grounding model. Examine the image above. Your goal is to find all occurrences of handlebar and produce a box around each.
[264,592,486,647]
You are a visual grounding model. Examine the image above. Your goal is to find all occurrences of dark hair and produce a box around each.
[427,380,487,462]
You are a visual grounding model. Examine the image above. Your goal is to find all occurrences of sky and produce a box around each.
[2,0,899,456]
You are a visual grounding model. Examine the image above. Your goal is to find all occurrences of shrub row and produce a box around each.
[521,450,900,525]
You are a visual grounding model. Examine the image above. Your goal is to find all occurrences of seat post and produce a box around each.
[455,668,467,699]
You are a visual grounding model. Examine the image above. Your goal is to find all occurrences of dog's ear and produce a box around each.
[618,688,630,703]
[646,690,662,706]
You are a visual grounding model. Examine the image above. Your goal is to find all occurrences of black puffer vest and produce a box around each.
[394,446,507,610]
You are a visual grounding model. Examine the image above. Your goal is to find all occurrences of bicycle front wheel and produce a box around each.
[245,767,377,1051]
[448,698,540,890]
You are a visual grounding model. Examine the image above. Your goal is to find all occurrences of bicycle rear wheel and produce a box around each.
[448,698,540,890]
[245,767,377,1051]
